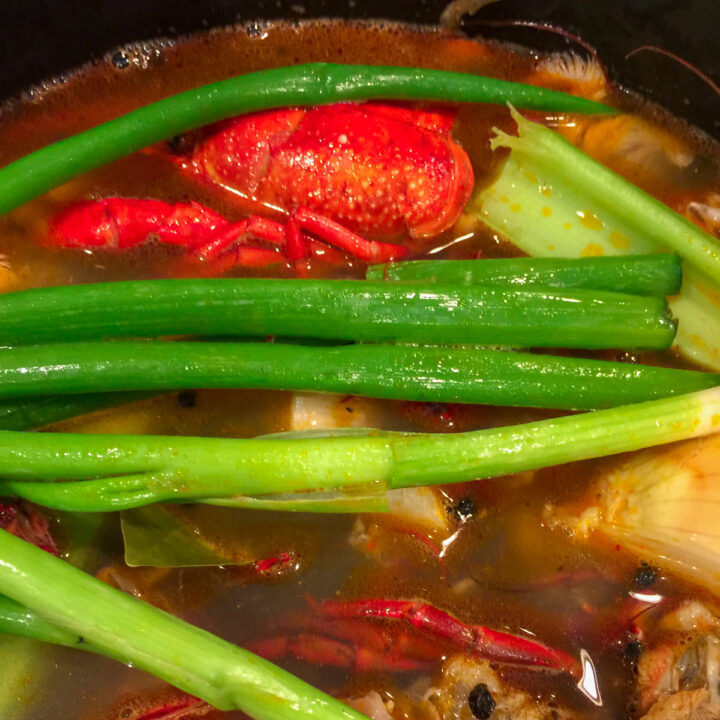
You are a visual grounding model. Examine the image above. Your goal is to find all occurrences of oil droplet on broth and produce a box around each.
[577,209,603,231]
[0,264,20,292]
[581,243,605,257]
[541,206,552,217]
[510,203,522,212]
[609,230,630,250]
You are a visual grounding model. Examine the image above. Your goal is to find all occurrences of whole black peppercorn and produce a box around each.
[468,683,495,719]
[111,51,130,69]
[623,639,643,662]
[634,562,658,588]
[453,496,476,522]
[166,133,190,155]
[177,390,197,408]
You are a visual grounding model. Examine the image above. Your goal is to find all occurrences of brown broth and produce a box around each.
[1,18,719,720]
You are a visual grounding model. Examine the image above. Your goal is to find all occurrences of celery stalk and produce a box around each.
[472,108,720,370]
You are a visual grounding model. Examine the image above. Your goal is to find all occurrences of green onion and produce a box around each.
[0,512,107,719]
[2,387,719,512]
[366,254,682,296]
[0,392,154,430]
[0,341,715,411]
[472,109,720,369]
[0,529,368,720]
[0,595,91,652]
[0,64,612,216]
[0,279,676,350]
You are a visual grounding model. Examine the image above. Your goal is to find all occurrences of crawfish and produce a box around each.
[248,596,580,676]
[135,696,213,720]
[46,103,474,273]
[184,102,474,241]
[0,502,58,555]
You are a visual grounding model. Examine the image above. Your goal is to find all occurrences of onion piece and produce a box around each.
[562,434,720,595]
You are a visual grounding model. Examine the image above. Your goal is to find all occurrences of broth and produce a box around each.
[0,18,719,720]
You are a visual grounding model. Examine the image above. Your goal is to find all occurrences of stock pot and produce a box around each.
[1,0,718,138]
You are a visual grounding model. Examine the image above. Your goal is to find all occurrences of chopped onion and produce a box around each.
[566,434,720,594]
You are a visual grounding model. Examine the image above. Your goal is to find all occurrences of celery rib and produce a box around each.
[472,110,720,369]
[490,110,720,286]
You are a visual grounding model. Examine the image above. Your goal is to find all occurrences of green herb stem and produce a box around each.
[0,64,612,216]
[0,341,714,411]
[0,529,367,720]
[366,254,682,296]
[0,279,676,350]
[2,387,719,512]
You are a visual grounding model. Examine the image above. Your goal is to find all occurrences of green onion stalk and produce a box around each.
[367,254,682,296]
[0,595,86,651]
[2,387,720,512]
[0,392,155,431]
[0,279,676,350]
[0,340,716,411]
[0,64,612,217]
[0,512,107,719]
[472,108,720,370]
[0,529,368,720]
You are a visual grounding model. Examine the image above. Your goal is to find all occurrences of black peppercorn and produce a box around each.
[634,562,658,588]
[623,639,643,662]
[453,496,476,522]
[111,51,130,69]
[468,683,495,719]
[177,390,197,408]
[166,133,190,155]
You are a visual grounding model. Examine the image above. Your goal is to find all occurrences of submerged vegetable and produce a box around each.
[0,512,107,718]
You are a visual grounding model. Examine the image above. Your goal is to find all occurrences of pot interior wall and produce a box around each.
[0,0,718,137]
